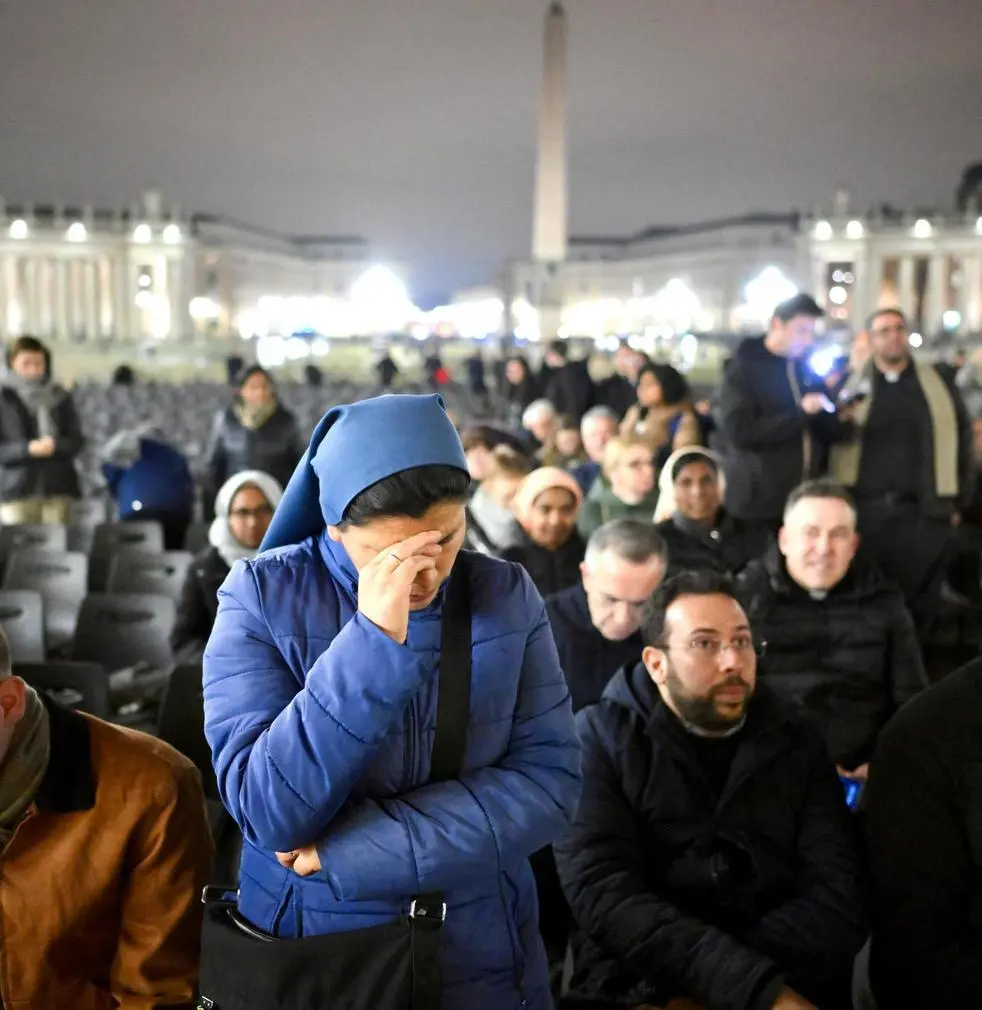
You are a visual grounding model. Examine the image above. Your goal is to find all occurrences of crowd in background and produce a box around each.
[2,289,982,1010]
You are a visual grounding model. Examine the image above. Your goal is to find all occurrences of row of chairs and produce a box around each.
[0,590,175,667]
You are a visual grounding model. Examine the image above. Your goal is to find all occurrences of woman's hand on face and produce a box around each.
[357,530,442,643]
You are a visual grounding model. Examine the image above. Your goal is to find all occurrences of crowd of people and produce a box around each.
[2,291,982,1010]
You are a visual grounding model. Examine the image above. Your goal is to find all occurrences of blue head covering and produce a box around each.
[261,393,468,551]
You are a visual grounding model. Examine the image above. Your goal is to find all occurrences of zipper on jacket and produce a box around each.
[404,697,418,785]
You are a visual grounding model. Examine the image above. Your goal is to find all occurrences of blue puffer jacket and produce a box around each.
[203,533,582,1010]
[101,438,195,518]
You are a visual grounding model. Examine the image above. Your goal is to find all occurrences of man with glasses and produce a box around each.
[546,518,668,713]
[739,479,926,790]
[555,570,866,1010]
[829,307,973,629]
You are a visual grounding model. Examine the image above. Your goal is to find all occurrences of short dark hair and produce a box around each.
[339,465,471,528]
[556,414,578,433]
[6,335,51,371]
[641,569,739,647]
[547,339,569,360]
[773,293,823,323]
[237,365,276,389]
[783,478,856,523]
[866,307,907,331]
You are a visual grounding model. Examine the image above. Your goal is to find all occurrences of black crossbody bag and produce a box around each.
[197,559,472,1010]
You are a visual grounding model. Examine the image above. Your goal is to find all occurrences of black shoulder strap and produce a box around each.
[429,555,472,784]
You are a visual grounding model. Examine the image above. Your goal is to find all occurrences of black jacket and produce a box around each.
[596,374,636,420]
[205,403,303,498]
[738,546,927,768]
[555,665,867,1010]
[717,337,842,522]
[656,510,769,578]
[865,659,982,1009]
[545,584,643,713]
[0,385,83,500]
[502,531,585,599]
[546,361,595,423]
[169,547,230,664]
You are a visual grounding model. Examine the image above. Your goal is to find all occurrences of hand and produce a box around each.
[800,393,828,416]
[28,436,56,458]
[772,986,817,1009]
[275,845,321,877]
[952,511,962,528]
[837,763,869,782]
[357,530,443,643]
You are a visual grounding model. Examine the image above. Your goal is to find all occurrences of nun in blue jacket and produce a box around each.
[203,393,582,1010]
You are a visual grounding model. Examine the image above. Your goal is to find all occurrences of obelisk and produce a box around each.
[532,2,568,340]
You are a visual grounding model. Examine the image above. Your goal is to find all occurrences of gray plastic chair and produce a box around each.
[15,661,110,718]
[3,550,88,650]
[108,551,193,600]
[72,592,176,670]
[0,590,45,663]
[89,521,165,591]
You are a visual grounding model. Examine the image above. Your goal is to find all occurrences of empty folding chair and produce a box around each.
[107,551,192,600]
[157,663,218,799]
[88,520,165,592]
[67,498,111,527]
[184,521,211,554]
[15,661,110,719]
[3,550,88,651]
[72,593,176,671]
[0,590,45,663]
[0,524,68,577]
[67,524,97,555]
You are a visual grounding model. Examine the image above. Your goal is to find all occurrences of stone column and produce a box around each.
[113,256,131,341]
[897,256,915,319]
[960,254,982,332]
[52,258,69,340]
[923,255,948,335]
[84,259,99,340]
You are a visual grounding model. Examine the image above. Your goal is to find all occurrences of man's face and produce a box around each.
[10,350,46,382]
[779,496,858,592]
[0,675,28,768]
[581,416,617,463]
[525,410,557,445]
[673,460,721,523]
[643,593,756,732]
[868,311,910,368]
[775,314,818,357]
[609,446,655,505]
[581,549,665,641]
[329,501,466,611]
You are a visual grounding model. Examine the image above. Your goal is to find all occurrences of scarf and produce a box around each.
[0,686,51,849]
[2,374,65,438]
[209,470,285,568]
[655,446,726,523]
[829,360,959,497]
[233,399,278,431]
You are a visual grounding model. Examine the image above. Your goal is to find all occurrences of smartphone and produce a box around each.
[839,775,863,810]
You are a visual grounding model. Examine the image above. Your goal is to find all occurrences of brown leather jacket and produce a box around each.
[1,696,213,1009]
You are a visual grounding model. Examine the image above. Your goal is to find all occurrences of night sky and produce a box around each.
[1,0,980,304]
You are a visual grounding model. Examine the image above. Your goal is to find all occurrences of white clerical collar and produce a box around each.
[883,370,901,384]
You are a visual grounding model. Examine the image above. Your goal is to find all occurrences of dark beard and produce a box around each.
[665,663,752,733]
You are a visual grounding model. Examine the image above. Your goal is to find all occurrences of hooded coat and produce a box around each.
[203,394,582,1010]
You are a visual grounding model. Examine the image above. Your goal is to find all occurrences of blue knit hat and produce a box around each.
[261,393,468,551]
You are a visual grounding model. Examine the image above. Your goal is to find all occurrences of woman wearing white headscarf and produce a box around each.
[170,470,282,663]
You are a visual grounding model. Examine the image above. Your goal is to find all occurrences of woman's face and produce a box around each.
[674,460,721,523]
[240,372,275,408]
[525,488,577,550]
[331,501,466,611]
[485,474,524,511]
[610,446,655,504]
[465,445,493,482]
[636,370,664,408]
[228,485,275,549]
[555,429,582,458]
[505,360,525,385]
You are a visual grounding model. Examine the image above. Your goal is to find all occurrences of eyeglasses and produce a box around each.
[229,505,274,520]
[661,634,765,659]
